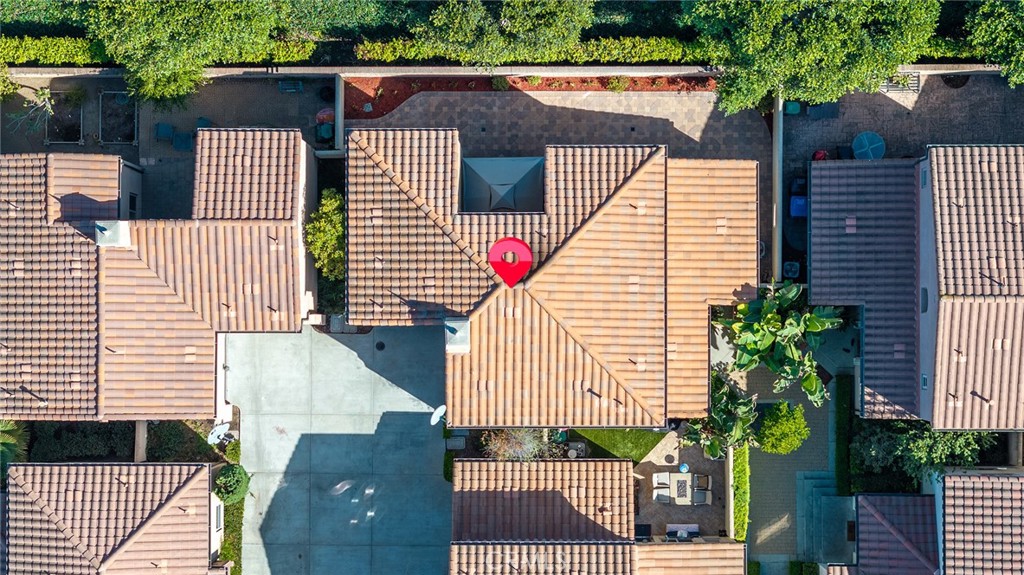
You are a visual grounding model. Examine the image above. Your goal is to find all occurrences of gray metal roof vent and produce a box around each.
[94,220,131,248]
[461,157,543,213]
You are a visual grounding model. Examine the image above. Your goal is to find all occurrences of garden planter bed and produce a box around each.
[45,90,84,145]
[99,91,137,145]
[345,75,716,119]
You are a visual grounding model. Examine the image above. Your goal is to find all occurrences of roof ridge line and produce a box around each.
[8,469,102,568]
[523,287,660,422]
[99,465,208,570]
[526,147,665,287]
[860,497,938,573]
[101,244,214,332]
[350,134,497,283]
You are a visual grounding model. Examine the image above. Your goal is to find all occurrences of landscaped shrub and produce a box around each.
[443,450,455,482]
[214,464,251,505]
[224,440,241,464]
[147,421,223,463]
[355,35,693,65]
[490,76,510,91]
[757,401,811,455]
[0,36,107,66]
[482,428,557,461]
[0,420,28,481]
[305,188,345,281]
[683,373,758,459]
[29,421,133,462]
[732,444,750,541]
[269,39,317,63]
[851,419,995,488]
[605,75,629,92]
[747,561,761,575]
[526,75,542,86]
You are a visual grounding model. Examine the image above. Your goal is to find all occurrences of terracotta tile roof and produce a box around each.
[6,463,212,575]
[0,154,104,420]
[347,130,759,427]
[665,159,759,417]
[943,472,1024,575]
[452,459,634,542]
[854,495,938,575]
[46,154,121,224]
[193,129,303,220]
[930,146,1024,297]
[1,138,305,421]
[98,220,301,419]
[632,542,747,574]
[928,146,1024,430]
[808,159,921,419]
[449,543,634,574]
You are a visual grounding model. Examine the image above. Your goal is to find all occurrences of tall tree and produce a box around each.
[968,0,1024,87]
[684,0,940,113]
[0,420,28,481]
[415,0,595,67]
[86,0,281,100]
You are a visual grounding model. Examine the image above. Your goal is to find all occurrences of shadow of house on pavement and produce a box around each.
[253,414,451,575]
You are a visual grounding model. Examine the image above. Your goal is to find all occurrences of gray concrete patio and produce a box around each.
[224,326,451,575]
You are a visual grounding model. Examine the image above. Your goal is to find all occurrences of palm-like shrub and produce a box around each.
[0,420,28,480]
[482,428,557,461]
[683,374,758,459]
[716,280,841,407]
[756,401,810,455]
[214,464,250,505]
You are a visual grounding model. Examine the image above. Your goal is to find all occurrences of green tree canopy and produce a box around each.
[86,0,282,100]
[684,0,940,113]
[968,0,1024,88]
[683,373,758,459]
[851,420,995,486]
[0,420,28,481]
[756,401,810,455]
[414,0,596,67]
[305,188,346,281]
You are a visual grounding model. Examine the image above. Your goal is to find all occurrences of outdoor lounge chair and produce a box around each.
[692,489,711,505]
[652,472,670,487]
[693,474,711,490]
[653,487,671,503]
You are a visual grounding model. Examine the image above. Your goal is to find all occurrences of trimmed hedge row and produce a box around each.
[355,36,706,65]
[0,36,315,66]
[732,444,750,542]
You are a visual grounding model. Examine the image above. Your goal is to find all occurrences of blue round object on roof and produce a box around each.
[679,463,689,473]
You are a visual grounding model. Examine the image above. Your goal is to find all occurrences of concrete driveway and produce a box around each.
[225,326,451,575]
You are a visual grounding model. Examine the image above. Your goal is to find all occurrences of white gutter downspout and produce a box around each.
[772,92,784,280]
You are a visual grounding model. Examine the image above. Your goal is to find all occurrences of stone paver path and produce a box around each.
[785,73,1024,182]
[351,90,773,278]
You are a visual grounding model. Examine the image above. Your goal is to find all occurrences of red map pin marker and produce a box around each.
[488,237,533,287]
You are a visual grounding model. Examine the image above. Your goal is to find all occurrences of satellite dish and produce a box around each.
[430,404,447,426]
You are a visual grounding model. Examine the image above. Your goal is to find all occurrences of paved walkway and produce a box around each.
[784,73,1024,182]
[737,367,832,559]
[351,90,774,279]
[225,326,451,575]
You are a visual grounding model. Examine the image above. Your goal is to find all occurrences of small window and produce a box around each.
[215,503,223,531]
[921,374,929,391]
[920,288,928,314]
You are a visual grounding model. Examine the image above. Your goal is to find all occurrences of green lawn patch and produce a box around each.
[733,445,750,541]
[834,374,853,496]
[570,428,666,464]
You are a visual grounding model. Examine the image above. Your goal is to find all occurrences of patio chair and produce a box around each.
[154,122,174,142]
[652,487,671,503]
[692,489,712,505]
[693,474,711,490]
[652,472,670,487]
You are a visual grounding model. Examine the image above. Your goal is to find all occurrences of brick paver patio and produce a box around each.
[350,90,774,279]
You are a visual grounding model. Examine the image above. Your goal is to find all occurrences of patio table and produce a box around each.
[670,472,692,505]
[852,131,886,160]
